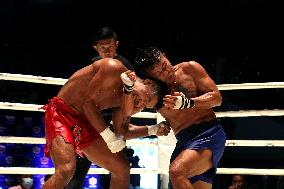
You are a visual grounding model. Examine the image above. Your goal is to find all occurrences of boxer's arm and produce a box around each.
[82,100,125,153]
[121,71,136,117]
[112,108,170,139]
[163,92,195,109]
[124,122,170,139]
[82,100,108,132]
[184,61,222,108]
[121,85,135,118]
[163,61,222,109]
[112,108,148,139]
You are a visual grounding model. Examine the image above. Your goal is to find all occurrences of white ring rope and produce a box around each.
[215,109,284,117]
[0,167,160,175]
[225,140,284,147]
[217,82,284,90]
[1,72,284,90]
[1,102,284,118]
[217,168,284,176]
[0,136,159,146]
[0,167,283,176]
[1,136,284,147]
[0,73,66,85]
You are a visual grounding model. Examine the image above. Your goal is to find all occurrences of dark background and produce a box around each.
[0,0,284,188]
[0,0,283,80]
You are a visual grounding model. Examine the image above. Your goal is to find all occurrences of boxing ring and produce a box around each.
[1,72,284,186]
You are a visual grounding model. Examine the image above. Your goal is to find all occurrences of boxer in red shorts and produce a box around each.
[42,58,170,189]
[43,96,100,158]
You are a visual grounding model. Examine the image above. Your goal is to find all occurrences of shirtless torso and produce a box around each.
[157,61,219,134]
[58,59,125,112]
[57,58,128,133]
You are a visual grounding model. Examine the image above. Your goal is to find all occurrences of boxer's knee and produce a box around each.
[169,163,187,180]
[112,161,130,178]
[55,160,76,185]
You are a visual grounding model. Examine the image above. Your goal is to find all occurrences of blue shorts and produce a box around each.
[169,119,226,186]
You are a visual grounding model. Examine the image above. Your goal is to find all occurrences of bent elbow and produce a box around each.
[216,95,222,107]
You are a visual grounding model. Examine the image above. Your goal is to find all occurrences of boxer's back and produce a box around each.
[57,58,127,113]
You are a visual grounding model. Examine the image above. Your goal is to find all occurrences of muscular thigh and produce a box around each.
[50,135,76,168]
[171,148,213,177]
[81,137,129,172]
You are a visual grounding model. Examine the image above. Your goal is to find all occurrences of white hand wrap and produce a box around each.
[147,122,166,136]
[120,72,134,93]
[100,127,126,153]
[174,93,195,109]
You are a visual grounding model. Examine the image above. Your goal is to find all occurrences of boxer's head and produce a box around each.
[93,27,119,58]
[132,77,168,113]
[134,46,175,85]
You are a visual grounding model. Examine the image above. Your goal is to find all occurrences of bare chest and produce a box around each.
[172,74,197,98]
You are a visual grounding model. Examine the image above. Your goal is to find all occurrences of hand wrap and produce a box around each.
[147,122,166,136]
[120,72,134,94]
[100,127,126,153]
[173,93,195,109]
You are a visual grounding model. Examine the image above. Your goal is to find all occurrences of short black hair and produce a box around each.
[93,26,118,45]
[134,46,162,78]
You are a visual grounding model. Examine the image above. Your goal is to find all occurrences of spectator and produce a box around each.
[228,174,254,189]
[8,174,34,189]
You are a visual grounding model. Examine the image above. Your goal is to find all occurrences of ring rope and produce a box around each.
[0,167,283,176]
[215,109,284,117]
[1,72,284,90]
[0,73,66,85]
[0,102,158,119]
[217,82,284,90]
[0,167,160,175]
[1,102,284,118]
[1,136,283,147]
[0,136,159,146]
[217,168,284,176]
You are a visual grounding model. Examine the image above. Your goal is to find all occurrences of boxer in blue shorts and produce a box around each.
[131,46,227,189]
[170,120,226,185]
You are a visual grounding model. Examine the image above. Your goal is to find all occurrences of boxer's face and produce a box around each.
[132,80,158,112]
[148,54,175,85]
[94,38,118,58]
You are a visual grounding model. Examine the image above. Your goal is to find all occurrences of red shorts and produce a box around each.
[42,97,100,157]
